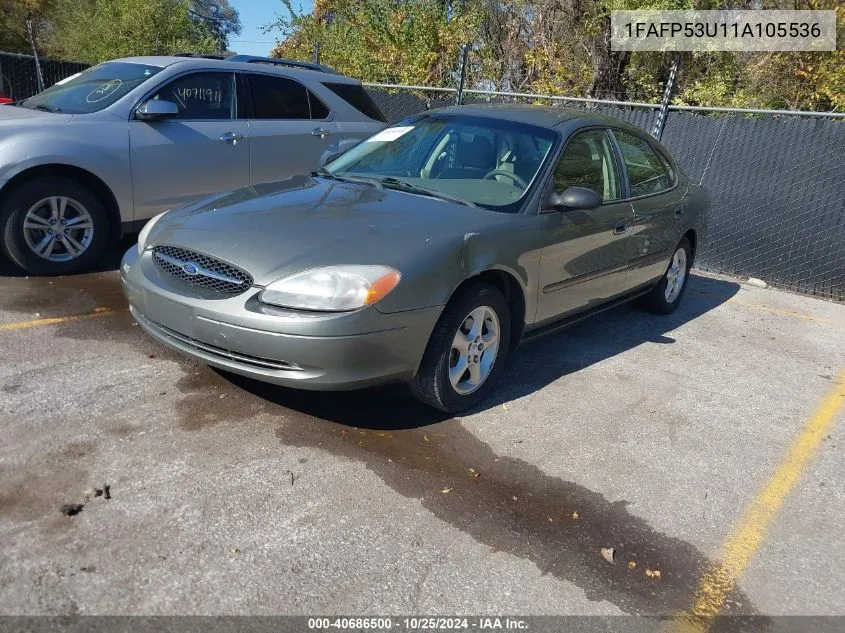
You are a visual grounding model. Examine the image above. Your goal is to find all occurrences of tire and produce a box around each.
[1,177,109,275]
[641,237,692,315]
[410,282,511,413]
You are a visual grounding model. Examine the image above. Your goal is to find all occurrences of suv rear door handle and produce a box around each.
[311,127,332,138]
[613,219,630,235]
[219,132,245,143]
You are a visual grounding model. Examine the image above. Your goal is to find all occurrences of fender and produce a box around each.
[0,121,133,224]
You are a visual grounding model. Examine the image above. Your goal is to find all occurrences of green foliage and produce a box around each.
[0,0,56,54]
[267,0,843,112]
[270,0,480,86]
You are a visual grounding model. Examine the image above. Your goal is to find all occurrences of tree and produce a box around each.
[0,0,56,54]
[45,0,240,64]
[268,0,480,86]
[265,0,844,111]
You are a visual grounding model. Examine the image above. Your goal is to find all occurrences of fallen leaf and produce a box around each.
[645,569,661,579]
[440,487,453,494]
[60,504,84,516]
[502,403,509,411]
[512,495,518,501]
[423,434,430,442]
[601,547,615,564]
[572,511,579,520]
[231,547,240,554]
[628,561,637,570]
[218,394,226,399]
[547,516,554,522]
[103,485,111,500]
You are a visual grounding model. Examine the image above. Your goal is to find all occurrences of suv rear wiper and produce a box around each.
[312,168,382,188]
[378,177,476,207]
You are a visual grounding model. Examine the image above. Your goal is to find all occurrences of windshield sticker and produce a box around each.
[55,72,82,86]
[365,126,414,143]
[86,79,123,103]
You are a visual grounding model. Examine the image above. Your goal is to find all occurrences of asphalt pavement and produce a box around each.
[0,243,843,626]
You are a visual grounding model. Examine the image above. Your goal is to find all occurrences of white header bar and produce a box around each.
[611,10,837,52]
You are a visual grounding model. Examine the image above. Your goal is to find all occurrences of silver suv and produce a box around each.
[0,54,387,274]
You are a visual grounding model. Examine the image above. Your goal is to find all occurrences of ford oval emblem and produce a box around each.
[182,262,199,276]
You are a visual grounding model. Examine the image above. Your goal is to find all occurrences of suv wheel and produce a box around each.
[410,282,511,413]
[642,237,692,314]
[1,177,109,275]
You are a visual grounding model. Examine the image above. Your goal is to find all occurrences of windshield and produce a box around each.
[324,114,557,212]
[19,62,163,114]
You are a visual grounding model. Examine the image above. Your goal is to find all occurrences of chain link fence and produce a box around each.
[0,51,88,101]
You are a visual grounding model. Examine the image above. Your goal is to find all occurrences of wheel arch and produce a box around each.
[0,164,121,240]
[449,268,527,353]
[683,228,697,264]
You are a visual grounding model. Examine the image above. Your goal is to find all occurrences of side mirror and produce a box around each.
[543,186,602,212]
[135,99,179,121]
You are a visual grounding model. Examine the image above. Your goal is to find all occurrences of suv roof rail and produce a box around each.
[173,52,230,60]
[224,54,342,75]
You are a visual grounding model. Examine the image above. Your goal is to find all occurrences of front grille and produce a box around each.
[152,245,253,295]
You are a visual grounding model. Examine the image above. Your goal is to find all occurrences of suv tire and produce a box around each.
[1,177,109,275]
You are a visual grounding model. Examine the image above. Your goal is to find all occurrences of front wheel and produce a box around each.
[410,282,511,413]
[641,237,692,315]
[1,177,109,275]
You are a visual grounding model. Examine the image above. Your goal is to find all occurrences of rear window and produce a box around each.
[322,82,386,122]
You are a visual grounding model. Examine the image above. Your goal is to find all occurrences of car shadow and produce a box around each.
[224,274,740,430]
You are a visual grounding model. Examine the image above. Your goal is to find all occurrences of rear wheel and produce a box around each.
[641,237,692,314]
[410,282,511,413]
[1,177,109,275]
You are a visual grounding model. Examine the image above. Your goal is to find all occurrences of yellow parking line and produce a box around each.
[0,306,123,332]
[676,371,845,632]
[730,298,844,328]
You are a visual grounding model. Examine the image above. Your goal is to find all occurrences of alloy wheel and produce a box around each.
[448,305,500,395]
[664,246,688,303]
[23,196,95,262]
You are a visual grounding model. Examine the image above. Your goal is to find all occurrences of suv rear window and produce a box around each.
[322,82,386,122]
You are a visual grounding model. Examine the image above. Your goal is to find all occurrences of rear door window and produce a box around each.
[248,74,312,119]
[322,82,387,122]
[612,130,672,197]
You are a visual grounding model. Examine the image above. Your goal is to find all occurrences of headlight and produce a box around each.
[259,265,401,312]
[136,211,168,254]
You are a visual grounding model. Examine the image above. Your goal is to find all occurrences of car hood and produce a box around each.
[150,175,508,286]
[0,105,73,123]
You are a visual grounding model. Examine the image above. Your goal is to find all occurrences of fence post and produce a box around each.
[455,44,468,105]
[651,56,679,141]
[25,14,44,93]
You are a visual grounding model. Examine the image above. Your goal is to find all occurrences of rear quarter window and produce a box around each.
[322,82,387,122]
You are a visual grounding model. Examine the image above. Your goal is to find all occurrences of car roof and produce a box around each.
[107,56,359,83]
[431,103,650,133]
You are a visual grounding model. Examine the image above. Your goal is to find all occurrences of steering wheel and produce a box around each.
[483,170,528,189]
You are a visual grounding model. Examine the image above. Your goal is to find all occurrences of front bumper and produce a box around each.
[121,247,442,390]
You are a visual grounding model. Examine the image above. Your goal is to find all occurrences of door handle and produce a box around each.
[219,132,245,143]
[311,127,332,138]
[613,220,630,235]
